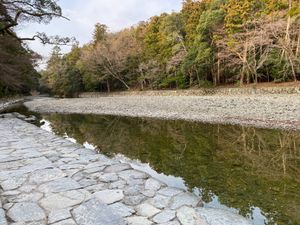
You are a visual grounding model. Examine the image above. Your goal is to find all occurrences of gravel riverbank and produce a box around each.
[24,94,300,130]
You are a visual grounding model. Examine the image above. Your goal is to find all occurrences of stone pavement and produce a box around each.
[0,116,253,225]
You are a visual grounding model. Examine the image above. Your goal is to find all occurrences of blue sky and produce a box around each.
[16,0,182,63]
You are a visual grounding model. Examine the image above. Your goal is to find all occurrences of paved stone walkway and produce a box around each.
[0,116,253,225]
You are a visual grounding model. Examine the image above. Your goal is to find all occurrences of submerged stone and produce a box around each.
[169,193,201,210]
[177,206,208,225]
[196,208,254,225]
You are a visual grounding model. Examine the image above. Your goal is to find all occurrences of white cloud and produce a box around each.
[16,0,182,64]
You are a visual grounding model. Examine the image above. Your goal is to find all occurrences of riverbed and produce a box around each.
[24,95,300,130]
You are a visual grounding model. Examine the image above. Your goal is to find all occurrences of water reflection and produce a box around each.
[40,114,300,225]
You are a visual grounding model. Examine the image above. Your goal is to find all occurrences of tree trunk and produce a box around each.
[281,0,292,60]
[217,58,220,85]
[240,42,249,85]
[106,80,110,93]
[296,27,300,56]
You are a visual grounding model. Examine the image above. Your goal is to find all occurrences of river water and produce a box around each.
[4,105,300,225]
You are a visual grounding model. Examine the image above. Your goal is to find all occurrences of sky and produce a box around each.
[16,0,182,67]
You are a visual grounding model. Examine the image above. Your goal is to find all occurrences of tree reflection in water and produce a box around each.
[37,113,300,225]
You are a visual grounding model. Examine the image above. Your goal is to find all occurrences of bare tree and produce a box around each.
[0,0,75,45]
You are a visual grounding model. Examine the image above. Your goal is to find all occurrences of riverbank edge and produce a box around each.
[79,85,300,98]
[24,95,300,131]
[0,97,24,113]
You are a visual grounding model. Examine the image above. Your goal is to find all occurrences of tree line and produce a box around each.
[2,0,300,97]
[42,0,300,97]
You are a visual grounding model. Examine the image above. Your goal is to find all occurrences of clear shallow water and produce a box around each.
[3,105,300,225]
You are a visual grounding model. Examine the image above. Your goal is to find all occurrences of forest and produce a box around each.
[1,0,300,97]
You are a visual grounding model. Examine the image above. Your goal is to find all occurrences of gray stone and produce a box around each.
[145,178,162,191]
[136,203,160,218]
[158,187,182,197]
[160,221,180,225]
[21,157,52,173]
[124,185,143,196]
[84,166,105,174]
[141,190,156,198]
[93,190,124,204]
[196,208,254,225]
[123,195,146,206]
[85,183,108,193]
[109,202,135,217]
[177,206,208,225]
[48,209,72,224]
[152,210,176,224]
[0,209,7,225]
[118,170,148,180]
[169,193,200,210]
[2,190,20,196]
[29,168,66,184]
[109,180,126,189]
[40,190,89,211]
[126,216,152,225]
[52,219,77,225]
[38,178,81,193]
[1,176,27,191]
[97,173,118,182]
[26,222,46,225]
[147,195,170,209]
[3,203,13,210]
[18,185,36,193]
[7,202,46,222]
[14,192,43,202]
[85,161,111,170]
[104,164,131,173]
[78,178,97,188]
[72,198,126,225]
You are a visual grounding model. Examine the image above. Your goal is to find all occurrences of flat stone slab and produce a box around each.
[197,208,253,225]
[93,190,124,204]
[0,117,254,225]
[7,202,46,222]
[0,209,7,225]
[38,178,81,193]
[72,198,126,225]
[177,206,209,225]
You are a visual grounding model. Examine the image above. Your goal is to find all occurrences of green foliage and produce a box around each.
[263,49,291,82]
[41,0,300,95]
[0,35,39,96]
[159,72,187,89]
[93,23,107,44]
[41,46,83,97]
